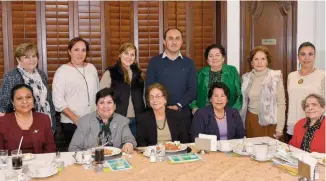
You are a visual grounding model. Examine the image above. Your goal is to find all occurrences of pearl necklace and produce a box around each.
[298,67,315,84]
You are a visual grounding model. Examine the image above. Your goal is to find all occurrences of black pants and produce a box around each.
[62,123,77,146]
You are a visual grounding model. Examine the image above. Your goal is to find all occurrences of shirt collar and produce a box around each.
[162,51,183,61]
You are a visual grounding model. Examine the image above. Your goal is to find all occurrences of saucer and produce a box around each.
[217,145,233,152]
[251,155,272,162]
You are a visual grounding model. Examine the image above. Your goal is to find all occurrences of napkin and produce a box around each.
[298,154,318,180]
[195,134,217,151]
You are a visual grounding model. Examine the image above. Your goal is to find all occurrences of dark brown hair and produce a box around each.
[67,37,90,62]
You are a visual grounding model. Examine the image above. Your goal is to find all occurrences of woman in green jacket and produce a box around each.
[190,44,242,113]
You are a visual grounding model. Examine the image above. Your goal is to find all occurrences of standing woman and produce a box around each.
[240,46,286,139]
[190,44,242,113]
[52,37,99,144]
[0,43,56,132]
[287,42,325,141]
[100,43,145,137]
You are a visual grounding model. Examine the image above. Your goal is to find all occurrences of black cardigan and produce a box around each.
[136,108,190,146]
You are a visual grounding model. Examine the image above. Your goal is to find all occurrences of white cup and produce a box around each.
[218,140,231,151]
[76,152,83,163]
[254,145,268,160]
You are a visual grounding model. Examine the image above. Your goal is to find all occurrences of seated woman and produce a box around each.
[190,82,245,141]
[68,88,136,153]
[136,83,189,146]
[0,84,56,153]
[290,93,325,153]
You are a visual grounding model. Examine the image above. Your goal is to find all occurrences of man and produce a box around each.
[146,28,197,113]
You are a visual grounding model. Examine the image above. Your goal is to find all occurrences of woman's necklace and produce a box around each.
[15,112,33,129]
[214,111,225,120]
[71,62,90,106]
[156,116,167,130]
[298,67,315,84]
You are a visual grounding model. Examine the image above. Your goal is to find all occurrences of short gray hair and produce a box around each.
[301,93,325,110]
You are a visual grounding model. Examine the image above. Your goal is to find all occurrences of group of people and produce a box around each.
[0,28,324,155]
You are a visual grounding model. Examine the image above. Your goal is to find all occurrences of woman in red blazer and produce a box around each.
[0,84,55,154]
[290,93,325,153]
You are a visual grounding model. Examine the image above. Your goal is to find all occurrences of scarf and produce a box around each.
[17,65,52,127]
[300,115,324,152]
[97,113,114,146]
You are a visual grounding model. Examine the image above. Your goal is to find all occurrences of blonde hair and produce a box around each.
[118,43,145,84]
[14,43,38,62]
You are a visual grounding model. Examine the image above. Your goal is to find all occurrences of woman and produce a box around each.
[190,82,245,141]
[53,37,99,144]
[290,94,325,153]
[68,88,136,153]
[0,43,56,132]
[0,84,56,153]
[287,42,325,141]
[190,44,242,113]
[136,83,189,146]
[100,43,145,137]
[239,46,286,139]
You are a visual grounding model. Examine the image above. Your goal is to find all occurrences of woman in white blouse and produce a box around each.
[287,42,325,142]
[52,37,99,144]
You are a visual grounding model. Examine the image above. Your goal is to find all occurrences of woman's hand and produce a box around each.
[122,143,134,154]
[0,112,5,116]
[274,131,283,139]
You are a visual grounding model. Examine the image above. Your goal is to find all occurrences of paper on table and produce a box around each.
[198,134,217,151]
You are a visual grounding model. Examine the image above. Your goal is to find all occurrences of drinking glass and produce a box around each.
[11,150,23,170]
[156,143,165,161]
[0,149,8,170]
[95,148,104,164]
[83,150,93,169]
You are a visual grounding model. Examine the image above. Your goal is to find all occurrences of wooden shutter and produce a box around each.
[11,1,37,66]
[164,2,187,55]
[77,1,103,76]
[45,1,70,86]
[105,1,133,67]
[138,2,160,71]
[191,2,216,70]
[0,3,4,84]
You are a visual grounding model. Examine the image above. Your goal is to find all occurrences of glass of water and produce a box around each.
[83,150,93,170]
[0,149,8,170]
[156,143,165,161]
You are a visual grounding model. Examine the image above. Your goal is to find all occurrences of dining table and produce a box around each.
[0,136,324,181]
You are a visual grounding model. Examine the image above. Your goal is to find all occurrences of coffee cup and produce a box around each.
[254,145,268,160]
[218,140,231,151]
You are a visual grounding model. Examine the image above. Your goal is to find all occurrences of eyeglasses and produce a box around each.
[149,94,164,100]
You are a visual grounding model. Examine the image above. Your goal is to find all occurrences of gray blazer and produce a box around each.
[68,112,136,152]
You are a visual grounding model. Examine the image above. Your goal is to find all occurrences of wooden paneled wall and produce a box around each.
[0,1,220,86]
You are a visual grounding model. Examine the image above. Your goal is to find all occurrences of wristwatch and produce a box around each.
[176,103,182,112]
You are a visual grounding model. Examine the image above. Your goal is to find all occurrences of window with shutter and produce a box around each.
[0,3,4,84]
[138,2,160,71]
[105,1,133,68]
[77,1,103,76]
[164,2,186,55]
[11,1,37,66]
[191,2,216,70]
[45,1,70,86]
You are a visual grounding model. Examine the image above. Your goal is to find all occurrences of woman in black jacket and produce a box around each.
[100,43,145,137]
[136,83,189,146]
